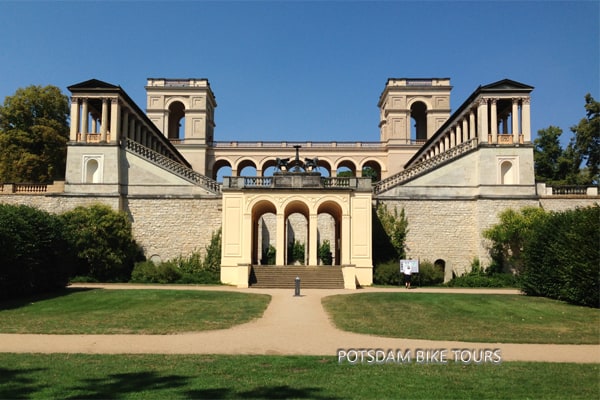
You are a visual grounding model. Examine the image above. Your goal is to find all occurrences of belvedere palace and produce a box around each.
[1,77,597,288]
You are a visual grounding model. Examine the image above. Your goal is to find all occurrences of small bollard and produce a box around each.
[294,276,301,297]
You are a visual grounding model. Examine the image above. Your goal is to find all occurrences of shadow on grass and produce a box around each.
[0,367,48,399]
[65,371,188,399]
[59,371,340,399]
[0,288,96,311]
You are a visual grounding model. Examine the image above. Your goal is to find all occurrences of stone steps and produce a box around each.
[250,265,344,289]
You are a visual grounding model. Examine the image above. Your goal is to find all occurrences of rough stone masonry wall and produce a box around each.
[125,197,222,262]
[0,194,120,215]
[377,199,479,280]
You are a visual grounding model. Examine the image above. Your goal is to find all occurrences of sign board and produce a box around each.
[400,259,419,274]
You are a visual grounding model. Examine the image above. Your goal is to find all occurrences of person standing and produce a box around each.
[404,264,412,289]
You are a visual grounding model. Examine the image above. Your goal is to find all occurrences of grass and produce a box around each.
[0,289,271,334]
[0,354,597,399]
[322,292,600,344]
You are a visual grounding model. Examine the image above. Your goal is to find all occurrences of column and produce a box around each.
[136,124,142,143]
[341,214,351,265]
[110,98,120,143]
[490,99,498,144]
[101,98,109,142]
[81,98,89,141]
[309,213,318,266]
[276,213,286,265]
[129,118,136,140]
[121,110,129,140]
[512,98,519,142]
[469,109,476,140]
[462,118,468,144]
[69,97,79,142]
[521,97,531,142]
[456,124,462,146]
[477,98,488,143]
[450,127,456,148]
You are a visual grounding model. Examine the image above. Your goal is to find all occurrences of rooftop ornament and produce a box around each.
[276,145,319,174]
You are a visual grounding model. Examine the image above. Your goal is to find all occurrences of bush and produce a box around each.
[522,205,599,307]
[0,204,73,299]
[318,240,332,265]
[373,260,401,285]
[288,240,305,264]
[445,258,520,288]
[418,260,444,286]
[60,204,143,282]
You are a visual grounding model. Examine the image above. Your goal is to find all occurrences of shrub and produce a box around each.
[373,204,409,264]
[522,205,599,307]
[262,245,276,265]
[445,258,520,288]
[60,204,143,282]
[0,204,73,299]
[288,240,305,264]
[418,260,444,286]
[318,240,332,265]
[373,260,401,285]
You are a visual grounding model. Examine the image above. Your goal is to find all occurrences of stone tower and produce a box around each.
[145,78,217,174]
[378,78,452,144]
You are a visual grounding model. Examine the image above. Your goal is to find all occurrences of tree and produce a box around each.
[0,85,69,183]
[570,94,600,184]
[375,203,409,261]
[534,94,600,185]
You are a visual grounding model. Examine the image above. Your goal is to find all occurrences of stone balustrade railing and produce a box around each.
[126,139,221,194]
[374,138,479,194]
[223,175,371,191]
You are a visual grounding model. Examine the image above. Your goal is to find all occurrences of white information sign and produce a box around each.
[400,259,419,274]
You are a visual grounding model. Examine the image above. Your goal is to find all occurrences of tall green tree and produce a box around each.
[0,85,69,183]
[570,94,599,184]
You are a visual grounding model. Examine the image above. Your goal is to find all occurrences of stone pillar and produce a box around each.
[521,97,531,142]
[469,109,476,140]
[309,213,318,265]
[462,118,468,144]
[512,98,520,141]
[129,118,136,140]
[136,124,142,143]
[70,97,79,141]
[110,98,120,143]
[456,124,462,146]
[477,98,488,143]
[276,213,286,265]
[81,98,89,140]
[121,110,129,140]
[490,99,498,143]
[341,214,351,265]
[101,98,109,142]
[450,127,456,147]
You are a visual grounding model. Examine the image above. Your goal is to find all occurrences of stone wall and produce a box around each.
[124,197,222,262]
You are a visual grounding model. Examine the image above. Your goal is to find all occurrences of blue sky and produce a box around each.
[0,1,598,145]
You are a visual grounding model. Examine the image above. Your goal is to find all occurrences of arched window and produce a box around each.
[410,101,428,142]
[167,101,185,140]
[84,156,102,183]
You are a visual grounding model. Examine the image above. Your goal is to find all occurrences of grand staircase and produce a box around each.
[250,265,344,289]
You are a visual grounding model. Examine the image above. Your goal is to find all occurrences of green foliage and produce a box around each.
[0,85,69,182]
[534,94,599,185]
[130,229,222,284]
[288,240,305,264]
[417,260,444,286]
[262,245,276,265]
[483,207,548,274]
[373,260,401,285]
[60,204,142,282]
[445,258,520,288]
[521,205,600,307]
[570,94,600,184]
[0,204,73,299]
[318,240,332,265]
[373,203,409,264]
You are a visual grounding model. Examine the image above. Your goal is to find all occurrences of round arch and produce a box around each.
[213,159,233,181]
[317,200,343,265]
[335,159,358,176]
[167,101,186,140]
[284,200,310,265]
[236,159,257,176]
[360,159,383,182]
[410,101,428,142]
[251,200,278,265]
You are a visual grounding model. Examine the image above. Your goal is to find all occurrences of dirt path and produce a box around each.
[0,284,598,363]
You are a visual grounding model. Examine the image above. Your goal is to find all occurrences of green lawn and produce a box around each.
[0,289,271,334]
[0,354,597,400]
[322,292,600,344]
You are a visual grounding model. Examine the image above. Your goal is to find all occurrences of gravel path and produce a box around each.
[0,284,598,363]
